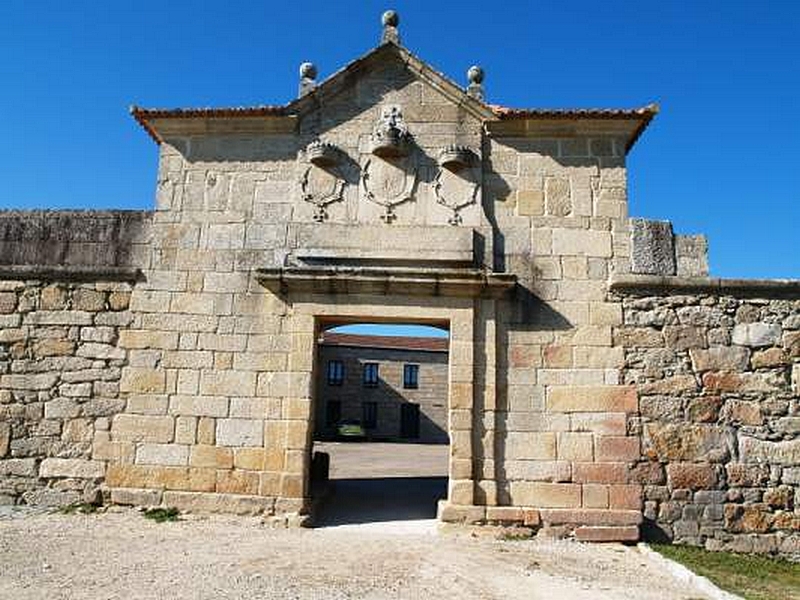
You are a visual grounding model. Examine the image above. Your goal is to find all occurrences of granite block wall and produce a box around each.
[0,279,132,506]
[617,289,800,557]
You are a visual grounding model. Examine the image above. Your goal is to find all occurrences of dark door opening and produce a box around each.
[400,404,420,439]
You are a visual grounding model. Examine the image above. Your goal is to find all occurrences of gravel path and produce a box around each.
[0,508,714,600]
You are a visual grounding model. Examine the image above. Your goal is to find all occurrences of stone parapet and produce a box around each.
[0,210,152,269]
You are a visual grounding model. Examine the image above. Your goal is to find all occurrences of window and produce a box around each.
[363,362,379,386]
[327,360,344,386]
[403,364,419,389]
[362,402,378,429]
[325,401,341,427]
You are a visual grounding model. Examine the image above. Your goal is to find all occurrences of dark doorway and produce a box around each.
[400,404,420,439]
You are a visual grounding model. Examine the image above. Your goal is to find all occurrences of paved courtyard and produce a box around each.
[312,442,449,529]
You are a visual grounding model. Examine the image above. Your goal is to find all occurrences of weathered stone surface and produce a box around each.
[613,327,663,348]
[750,347,787,368]
[638,375,698,395]
[547,386,637,413]
[792,363,800,396]
[161,491,273,515]
[508,482,582,508]
[190,445,233,469]
[732,323,781,348]
[110,487,162,506]
[674,234,708,277]
[25,311,93,326]
[575,525,639,542]
[630,219,675,275]
[136,443,189,466]
[33,339,75,357]
[0,458,37,477]
[169,395,229,418]
[595,436,639,462]
[106,464,215,492]
[119,367,166,394]
[784,331,800,357]
[701,371,783,393]
[644,423,732,462]
[724,503,773,533]
[666,463,717,490]
[216,419,264,447]
[0,372,59,390]
[689,347,749,372]
[686,396,723,423]
[39,458,105,479]
[663,325,707,350]
[111,414,174,443]
[739,436,800,466]
[0,423,9,458]
[76,342,126,360]
[72,289,106,311]
[722,400,762,426]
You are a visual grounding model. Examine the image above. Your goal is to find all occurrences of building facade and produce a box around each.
[0,11,798,555]
[315,332,448,443]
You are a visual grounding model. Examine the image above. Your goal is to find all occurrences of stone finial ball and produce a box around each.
[299,62,318,79]
[382,10,399,27]
[467,65,485,84]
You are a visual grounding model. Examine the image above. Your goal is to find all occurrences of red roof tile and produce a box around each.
[319,332,448,352]
[490,103,659,120]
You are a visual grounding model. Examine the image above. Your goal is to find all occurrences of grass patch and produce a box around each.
[59,502,99,515]
[497,527,534,541]
[142,507,180,523]
[652,543,800,600]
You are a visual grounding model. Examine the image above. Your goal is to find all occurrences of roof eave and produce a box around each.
[487,103,660,154]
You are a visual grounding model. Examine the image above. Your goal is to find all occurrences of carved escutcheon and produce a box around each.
[299,141,346,222]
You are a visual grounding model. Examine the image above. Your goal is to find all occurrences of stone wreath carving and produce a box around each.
[298,141,346,222]
[361,156,418,223]
[434,145,480,225]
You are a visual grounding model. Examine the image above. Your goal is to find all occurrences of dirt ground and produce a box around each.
[0,444,718,599]
[0,508,719,600]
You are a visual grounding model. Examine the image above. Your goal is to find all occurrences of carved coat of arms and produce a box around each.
[361,105,417,223]
[434,145,480,225]
[298,141,346,222]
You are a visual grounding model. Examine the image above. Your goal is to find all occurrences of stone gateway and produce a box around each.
[0,11,797,557]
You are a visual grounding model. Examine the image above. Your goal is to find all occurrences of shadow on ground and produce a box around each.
[313,476,447,526]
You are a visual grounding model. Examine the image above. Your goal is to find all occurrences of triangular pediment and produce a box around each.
[286,42,496,122]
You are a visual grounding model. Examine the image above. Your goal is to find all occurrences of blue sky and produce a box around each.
[2,1,799,280]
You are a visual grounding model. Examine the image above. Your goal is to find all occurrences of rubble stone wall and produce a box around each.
[617,287,800,556]
[0,278,133,506]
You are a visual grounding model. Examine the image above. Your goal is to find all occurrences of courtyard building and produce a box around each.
[315,331,449,444]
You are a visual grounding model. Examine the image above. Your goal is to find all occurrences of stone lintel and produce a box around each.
[288,223,476,267]
[611,274,800,299]
[255,266,516,299]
